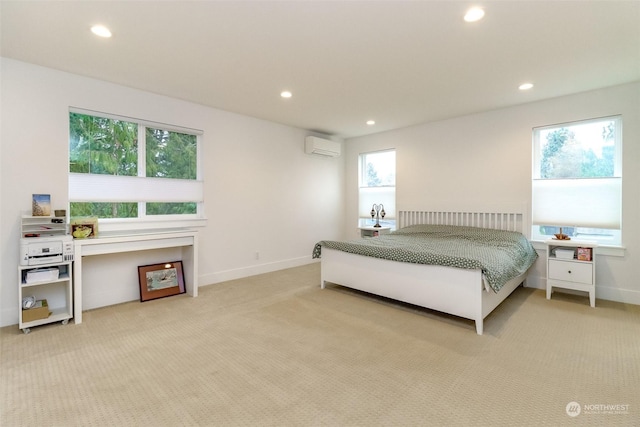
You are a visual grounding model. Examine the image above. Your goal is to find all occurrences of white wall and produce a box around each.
[345,82,640,305]
[0,58,345,327]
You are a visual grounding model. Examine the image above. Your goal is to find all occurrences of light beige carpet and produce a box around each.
[1,263,638,426]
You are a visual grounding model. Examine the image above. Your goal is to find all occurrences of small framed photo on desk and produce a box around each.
[70,217,98,238]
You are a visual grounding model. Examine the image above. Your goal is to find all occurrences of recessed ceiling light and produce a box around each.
[519,83,534,90]
[366,120,376,126]
[464,7,485,22]
[280,91,292,98]
[91,25,112,38]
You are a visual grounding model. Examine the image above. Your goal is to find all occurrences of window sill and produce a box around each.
[531,240,626,257]
[97,217,208,233]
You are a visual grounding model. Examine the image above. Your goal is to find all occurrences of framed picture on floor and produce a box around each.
[138,261,185,302]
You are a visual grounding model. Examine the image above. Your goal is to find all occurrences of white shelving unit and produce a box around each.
[546,239,597,307]
[21,214,68,238]
[18,261,73,334]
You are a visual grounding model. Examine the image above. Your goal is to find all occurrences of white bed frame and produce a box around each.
[320,206,532,335]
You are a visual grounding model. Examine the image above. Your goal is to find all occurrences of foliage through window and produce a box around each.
[532,116,621,245]
[538,123,616,179]
[361,150,396,188]
[69,110,202,220]
[359,150,396,226]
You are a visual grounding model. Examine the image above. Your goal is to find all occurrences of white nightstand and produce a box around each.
[545,239,597,307]
[359,226,391,237]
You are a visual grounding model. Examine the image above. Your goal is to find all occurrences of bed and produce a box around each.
[313,206,538,335]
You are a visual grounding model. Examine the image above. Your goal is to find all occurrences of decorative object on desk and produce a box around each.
[370,203,386,228]
[54,209,66,217]
[70,216,98,238]
[577,247,592,261]
[553,227,571,240]
[32,194,51,216]
[138,261,185,302]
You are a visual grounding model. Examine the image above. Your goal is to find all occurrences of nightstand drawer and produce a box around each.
[548,259,592,284]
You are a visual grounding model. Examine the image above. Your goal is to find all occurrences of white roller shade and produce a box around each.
[69,173,203,203]
[532,178,621,229]
[359,186,396,219]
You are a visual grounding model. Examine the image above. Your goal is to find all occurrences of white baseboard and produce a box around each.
[596,285,640,306]
[199,256,317,286]
[524,274,546,290]
[0,308,20,329]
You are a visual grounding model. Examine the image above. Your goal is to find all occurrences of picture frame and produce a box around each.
[70,216,99,239]
[577,247,592,261]
[138,261,185,302]
[32,194,51,216]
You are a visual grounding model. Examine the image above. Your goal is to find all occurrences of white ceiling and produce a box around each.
[1,1,639,138]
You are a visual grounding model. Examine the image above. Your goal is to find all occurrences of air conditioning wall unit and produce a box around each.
[304,136,341,157]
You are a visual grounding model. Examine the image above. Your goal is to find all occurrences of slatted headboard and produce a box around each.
[398,205,527,234]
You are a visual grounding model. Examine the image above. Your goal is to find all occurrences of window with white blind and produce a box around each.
[359,149,396,227]
[532,116,622,245]
[69,109,204,224]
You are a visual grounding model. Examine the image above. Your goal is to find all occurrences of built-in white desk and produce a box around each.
[72,228,198,324]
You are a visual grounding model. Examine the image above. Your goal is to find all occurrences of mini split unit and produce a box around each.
[304,136,341,157]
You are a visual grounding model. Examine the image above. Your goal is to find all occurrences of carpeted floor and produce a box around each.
[1,263,638,426]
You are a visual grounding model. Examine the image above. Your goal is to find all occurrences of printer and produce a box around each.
[20,235,74,266]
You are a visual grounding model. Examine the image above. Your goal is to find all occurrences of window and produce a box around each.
[69,110,203,224]
[358,149,396,227]
[532,116,622,245]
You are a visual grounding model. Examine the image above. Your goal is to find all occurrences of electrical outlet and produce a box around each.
[255,251,260,260]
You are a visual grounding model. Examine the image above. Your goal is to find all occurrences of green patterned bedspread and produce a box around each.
[313,224,538,292]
